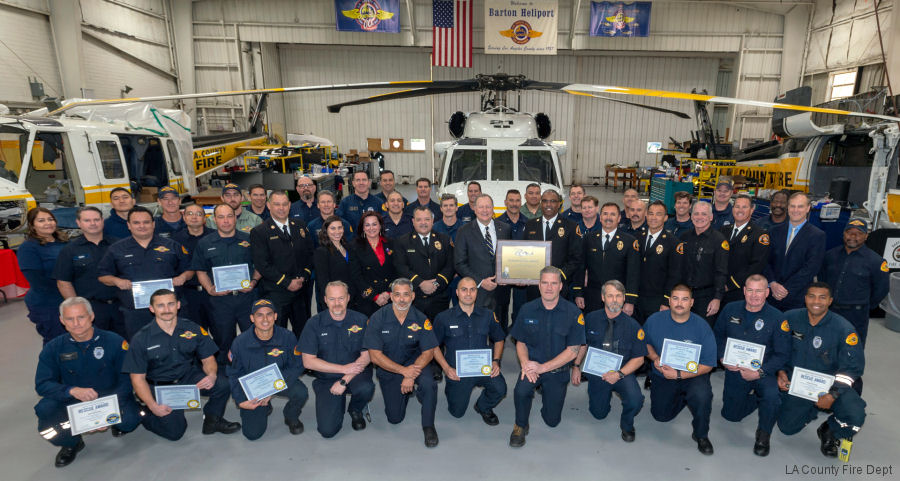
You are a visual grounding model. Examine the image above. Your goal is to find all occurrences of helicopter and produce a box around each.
[0,74,894,234]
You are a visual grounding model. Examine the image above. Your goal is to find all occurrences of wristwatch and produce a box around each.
[572,363,581,368]
[339,379,348,386]
[493,358,502,367]
[676,371,682,380]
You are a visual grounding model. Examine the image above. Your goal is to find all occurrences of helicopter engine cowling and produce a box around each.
[448,111,467,139]
[535,113,551,139]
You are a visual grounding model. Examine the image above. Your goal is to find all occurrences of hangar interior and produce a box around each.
[0,0,898,479]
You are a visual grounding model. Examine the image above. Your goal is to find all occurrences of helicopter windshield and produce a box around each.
[447,149,487,184]
[0,126,29,184]
[518,150,557,185]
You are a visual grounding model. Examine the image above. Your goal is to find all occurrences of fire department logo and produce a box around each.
[558,227,565,238]
[759,234,770,246]
[180,331,197,339]
[424,320,433,331]
[676,242,684,254]
[408,323,422,331]
[637,329,645,340]
[341,0,395,31]
[780,320,790,332]
[632,240,639,251]
[348,325,363,333]
[267,348,284,357]
[741,235,748,244]
[616,240,623,251]
[846,333,859,346]
[882,260,890,272]
[153,246,170,253]
[238,241,250,247]
[721,240,730,251]
[655,244,663,255]
[434,240,442,251]
[500,20,544,45]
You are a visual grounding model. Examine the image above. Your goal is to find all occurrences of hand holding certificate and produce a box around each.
[212,264,251,292]
[660,339,702,373]
[67,395,121,435]
[132,278,174,309]
[154,385,202,410]
[722,338,766,369]
[788,367,835,402]
[455,349,493,378]
[239,363,288,400]
[582,347,624,378]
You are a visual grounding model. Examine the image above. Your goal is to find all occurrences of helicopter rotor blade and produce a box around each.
[326,85,480,113]
[552,90,690,119]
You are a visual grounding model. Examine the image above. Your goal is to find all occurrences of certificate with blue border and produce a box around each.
[722,337,766,369]
[582,347,624,377]
[455,349,492,378]
[67,395,121,435]
[239,363,287,400]
[212,263,251,292]
[132,278,174,309]
[154,384,202,410]
[788,367,835,402]
[660,338,702,373]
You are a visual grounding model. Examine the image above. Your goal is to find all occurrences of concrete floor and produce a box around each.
[2,185,898,480]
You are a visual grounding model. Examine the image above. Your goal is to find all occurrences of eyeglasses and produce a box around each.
[184,211,205,217]
[297,183,314,188]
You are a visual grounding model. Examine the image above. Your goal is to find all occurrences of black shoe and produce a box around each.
[423,426,439,448]
[692,434,714,455]
[266,404,273,416]
[349,411,366,431]
[644,377,652,390]
[202,416,241,435]
[509,424,529,448]
[434,369,443,383]
[621,429,636,443]
[753,429,770,457]
[54,439,85,468]
[285,418,304,435]
[110,426,127,438]
[817,421,839,458]
[473,405,500,426]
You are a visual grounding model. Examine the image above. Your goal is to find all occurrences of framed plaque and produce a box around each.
[495,240,552,285]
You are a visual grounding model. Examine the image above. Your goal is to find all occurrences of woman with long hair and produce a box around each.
[17,207,69,343]
[349,211,396,316]
[313,216,353,308]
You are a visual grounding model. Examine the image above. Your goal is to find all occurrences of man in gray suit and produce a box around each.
[454,194,511,311]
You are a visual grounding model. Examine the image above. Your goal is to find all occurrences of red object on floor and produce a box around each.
[0,249,29,299]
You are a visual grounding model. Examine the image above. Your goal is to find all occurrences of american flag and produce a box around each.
[433,0,471,68]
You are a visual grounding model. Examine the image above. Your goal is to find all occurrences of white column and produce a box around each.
[48,0,84,99]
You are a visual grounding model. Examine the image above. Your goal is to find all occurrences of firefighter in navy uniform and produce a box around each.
[250,191,314,337]
[571,280,646,443]
[720,195,770,305]
[432,277,507,425]
[635,201,680,324]
[522,189,583,301]
[298,281,375,438]
[777,283,866,459]
[226,299,307,440]
[714,274,790,456]
[34,297,141,468]
[393,205,455,320]
[575,202,640,315]
[172,204,214,331]
[675,201,729,326]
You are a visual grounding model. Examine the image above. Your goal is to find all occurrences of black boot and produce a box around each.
[54,439,85,468]
[817,421,839,458]
[202,415,241,435]
[753,429,770,456]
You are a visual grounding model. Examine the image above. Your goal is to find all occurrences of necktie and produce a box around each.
[422,235,429,247]
[484,226,494,257]
[731,227,739,242]
[545,220,552,241]
[646,233,653,251]
[786,225,797,250]
[602,317,615,350]
[603,234,610,251]
[282,224,290,237]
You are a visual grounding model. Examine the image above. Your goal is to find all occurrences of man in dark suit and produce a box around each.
[720,194,770,304]
[250,191,314,337]
[393,205,455,319]
[635,201,680,324]
[575,201,640,314]
[522,189,583,301]
[764,192,825,311]
[454,194,511,311]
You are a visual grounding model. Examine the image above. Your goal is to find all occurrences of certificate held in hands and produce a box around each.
[239,363,287,400]
[660,338,702,373]
[154,385,202,410]
[788,367,835,402]
[455,349,493,377]
[132,278,174,309]
[722,338,766,369]
[582,347,624,377]
[495,240,552,285]
[212,263,251,292]
[67,395,121,435]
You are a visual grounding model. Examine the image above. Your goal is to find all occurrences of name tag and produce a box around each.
[449,325,458,329]
[207,247,216,251]
[60,352,78,361]
[407,249,416,253]
[321,333,328,336]
[124,254,133,258]
[382,330,390,334]
[147,344,160,350]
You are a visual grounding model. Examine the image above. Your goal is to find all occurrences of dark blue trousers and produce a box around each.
[513,369,570,428]
[90,300,126,339]
[649,372,713,438]
[777,389,866,440]
[28,306,65,345]
[376,364,437,427]
[209,292,255,364]
[35,393,141,447]
[586,373,645,432]
[312,370,375,438]
[720,370,781,433]
[122,308,154,341]
[142,369,231,441]
[181,287,212,329]
[239,380,308,440]
[445,373,507,418]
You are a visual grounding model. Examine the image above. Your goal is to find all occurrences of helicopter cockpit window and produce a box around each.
[491,150,514,181]
[97,141,125,179]
[518,150,557,185]
[817,135,874,167]
[0,127,28,183]
[447,149,487,184]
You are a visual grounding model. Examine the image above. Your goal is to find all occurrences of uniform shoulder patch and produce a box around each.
[424,319,433,331]
[759,233,770,246]
[181,245,189,255]
[881,260,889,272]
[493,313,499,324]
[200,327,210,336]
[637,329,645,340]
[632,239,639,251]
[721,240,730,251]
[293,346,302,356]
[577,314,584,326]
[846,333,859,346]
[676,242,684,255]
[575,225,582,237]
[121,340,129,351]
[228,350,233,362]
[780,320,790,332]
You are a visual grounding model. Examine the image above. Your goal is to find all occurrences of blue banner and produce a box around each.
[590,2,651,37]
[335,0,400,33]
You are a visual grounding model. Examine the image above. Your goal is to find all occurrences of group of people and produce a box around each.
[18,169,888,467]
